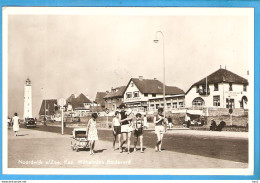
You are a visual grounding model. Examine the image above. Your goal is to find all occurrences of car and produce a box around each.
[24,118,36,128]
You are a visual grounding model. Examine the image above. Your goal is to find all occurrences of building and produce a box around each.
[123,76,185,113]
[104,86,126,112]
[39,99,58,119]
[24,78,33,119]
[185,68,248,110]
[91,92,107,112]
[66,93,92,117]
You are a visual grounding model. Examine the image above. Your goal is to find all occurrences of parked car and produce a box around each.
[183,110,205,128]
[24,118,36,128]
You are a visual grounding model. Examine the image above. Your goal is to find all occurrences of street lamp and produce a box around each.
[154,31,166,126]
[41,88,46,125]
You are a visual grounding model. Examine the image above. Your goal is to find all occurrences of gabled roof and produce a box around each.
[94,92,106,107]
[126,78,185,95]
[104,86,126,99]
[67,94,76,103]
[67,93,92,109]
[39,99,58,115]
[186,68,248,94]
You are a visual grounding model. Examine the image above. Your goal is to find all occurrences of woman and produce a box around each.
[12,113,20,136]
[119,104,133,154]
[154,108,166,152]
[86,113,98,155]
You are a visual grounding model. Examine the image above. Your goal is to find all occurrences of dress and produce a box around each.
[12,116,19,132]
[87,118,98,141]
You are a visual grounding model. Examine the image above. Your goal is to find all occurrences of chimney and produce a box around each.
[225,66,227,70]
[220,65,222,69]
[154,78,157,80]
[139,76,143,80]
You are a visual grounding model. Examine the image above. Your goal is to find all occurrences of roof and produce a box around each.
[186,68,249,93]
[39,99,58,115]
[67,93,92,110]
[104,86,126,99]
[126,78,185,95]
[67,94,76,103]
[94,92,106,107]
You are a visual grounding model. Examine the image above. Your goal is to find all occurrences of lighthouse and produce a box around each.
[24,78,32,119]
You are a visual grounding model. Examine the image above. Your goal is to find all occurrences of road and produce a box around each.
[20,125,248,163]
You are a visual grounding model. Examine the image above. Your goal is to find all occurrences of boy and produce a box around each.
[133,113,144,153]
[112,111,121,150]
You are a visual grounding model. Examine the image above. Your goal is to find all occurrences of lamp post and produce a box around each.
[41,88,46,125]
[154,31,166,129]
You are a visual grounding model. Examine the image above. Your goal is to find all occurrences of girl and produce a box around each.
[86,113,98,155]
[112,111,121,150]
[12,113,20,136]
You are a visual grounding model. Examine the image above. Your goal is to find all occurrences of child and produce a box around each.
[12,113,20,136]
[134,113,144,153]
[86,113,98,155]
[112,111,121,150]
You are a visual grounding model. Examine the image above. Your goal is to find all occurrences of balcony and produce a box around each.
[198,88,210,95]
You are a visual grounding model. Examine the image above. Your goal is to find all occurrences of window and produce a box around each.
[172,103,177,108]
[214,83,219,91]
[229,83,233,91]
[150,104,155,109]
[179,102,184,108]
[243,85,247,92]
[156,104,159,109]
[192,97,205,107]
[126,93,132,98]
[133,91,139,98]
[213,95,220,106]
[226,98,235,108]
[167,103,171,109]
[196,85,199,93]
[131,82,134,87]
[144,93,148,97]
[152,94,156,97]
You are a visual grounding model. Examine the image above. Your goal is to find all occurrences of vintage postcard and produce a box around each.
[2,7,254,175]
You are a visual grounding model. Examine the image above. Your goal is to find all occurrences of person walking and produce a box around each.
[133,113,144,153]
[12,113,20,136]
[112,111,121,151]
[86,113,98,155]
[119,104,133,154]
[154,108,166,152]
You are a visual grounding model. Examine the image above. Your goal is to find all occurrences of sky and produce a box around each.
[7,9,251,118]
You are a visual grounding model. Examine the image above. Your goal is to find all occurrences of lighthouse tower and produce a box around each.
[24,78,32,119]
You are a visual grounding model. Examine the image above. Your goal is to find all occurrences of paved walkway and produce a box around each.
[8,128,248,169]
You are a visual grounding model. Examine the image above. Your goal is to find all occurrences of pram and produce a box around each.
[71,128,89,152]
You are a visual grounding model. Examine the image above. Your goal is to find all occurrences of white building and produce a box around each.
[23,78,33,119]
[185,68,248,109]
[123,76,185,113]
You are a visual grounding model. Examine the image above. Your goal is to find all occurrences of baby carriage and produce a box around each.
[71,128,89,152]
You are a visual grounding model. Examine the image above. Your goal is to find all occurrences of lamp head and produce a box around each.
[154,39,159,43]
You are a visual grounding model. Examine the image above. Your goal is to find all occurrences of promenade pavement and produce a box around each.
[8,128,248,169]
